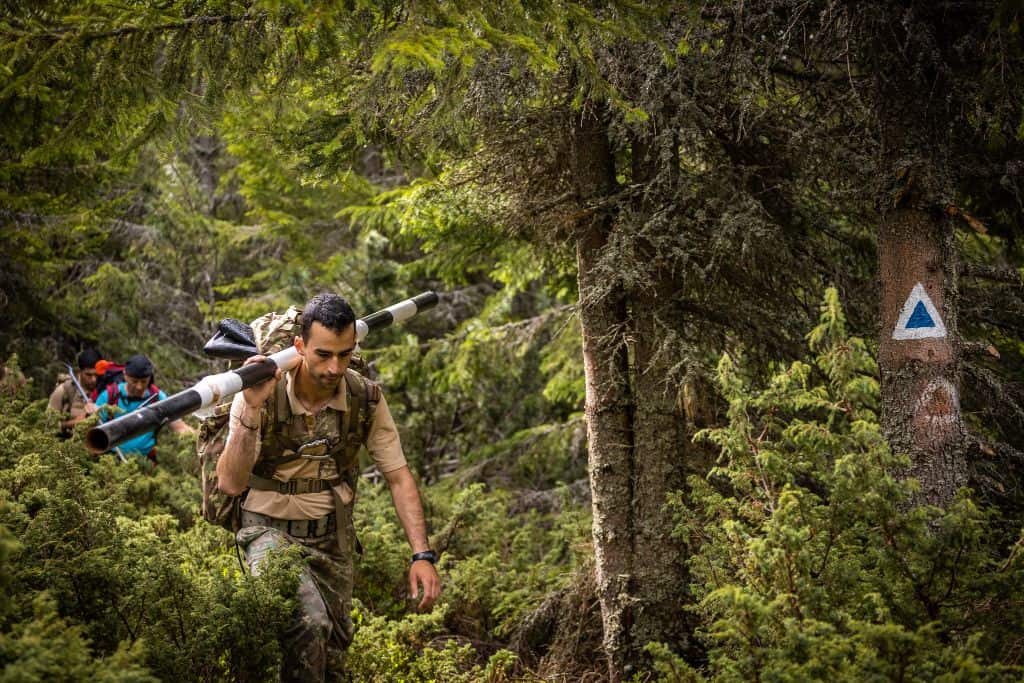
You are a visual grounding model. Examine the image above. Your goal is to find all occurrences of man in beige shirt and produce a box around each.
[47,348,100,438]
[217,292,440,682]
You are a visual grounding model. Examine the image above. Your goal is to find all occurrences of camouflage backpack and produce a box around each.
[197,307,378,532]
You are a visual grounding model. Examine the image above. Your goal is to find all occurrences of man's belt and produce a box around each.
[247,474,339,495]
[240,510,337,539]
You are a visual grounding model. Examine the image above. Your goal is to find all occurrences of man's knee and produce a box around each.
[296,569,332,640]
[281,570,333,681]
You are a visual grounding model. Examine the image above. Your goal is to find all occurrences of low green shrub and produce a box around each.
[0,393,300,682]
[657,289,1024,682]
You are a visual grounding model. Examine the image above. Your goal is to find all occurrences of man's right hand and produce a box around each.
[241,355,281,408]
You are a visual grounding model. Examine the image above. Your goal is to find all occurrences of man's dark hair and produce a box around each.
[301,293,356,340]
[77,348,101,370]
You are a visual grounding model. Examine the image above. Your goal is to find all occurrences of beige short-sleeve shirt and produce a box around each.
[233,368,406,520]
[48,379,86,419]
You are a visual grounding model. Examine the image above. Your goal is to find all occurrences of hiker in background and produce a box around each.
[0,356,29,397]
[47,348,101,438]
[94,353,194,464]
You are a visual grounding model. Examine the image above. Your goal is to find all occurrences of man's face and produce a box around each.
[296,321,356,392]
[78,368,97,392]
[123,373,150,399]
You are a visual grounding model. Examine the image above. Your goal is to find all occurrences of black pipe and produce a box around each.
[362,291,438,331]
[411,291,440,310]
[360,310,393,330]
[86,358,278,454]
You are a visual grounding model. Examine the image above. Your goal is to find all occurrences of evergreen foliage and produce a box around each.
[659,290,1024,681]
[0,388,301,681]
[1,0,1024,680]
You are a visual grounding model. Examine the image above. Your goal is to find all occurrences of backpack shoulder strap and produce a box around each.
[274,374,290,424]
[342,370,380,443]
[363,376,379,437]
[250,376,298,478]
[346,372,364,435]
[340,372,358,446]
[62,380,75,412]
[333,371,364,472]
[107,383,119,405]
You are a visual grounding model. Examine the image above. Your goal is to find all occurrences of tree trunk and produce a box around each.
[869,3,973,508]
[627,134,698,661]
[571,102,635,681]
[630,294,694,650]
[878,190,967,506]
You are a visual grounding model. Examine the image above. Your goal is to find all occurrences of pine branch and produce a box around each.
[0,210,59,225]
[770,61,851,85]
[959,159,1024,178]
[2,11,267,44]
[964,363,1024,426]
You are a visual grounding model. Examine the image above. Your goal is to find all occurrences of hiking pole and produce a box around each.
[85,292,439,454]
[64,362,127,463]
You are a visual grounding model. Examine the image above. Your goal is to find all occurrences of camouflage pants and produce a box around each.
[237,520,355,683]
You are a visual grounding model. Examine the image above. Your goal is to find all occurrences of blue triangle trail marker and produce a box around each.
[906,301,934,329]
[892,283,947,340]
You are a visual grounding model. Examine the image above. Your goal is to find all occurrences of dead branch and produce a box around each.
[960,263,1023,285]
[961,341,1001,359]
[509,478,591,515]
[946,204,988,234]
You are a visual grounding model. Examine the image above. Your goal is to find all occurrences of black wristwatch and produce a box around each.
[411,550,438,565]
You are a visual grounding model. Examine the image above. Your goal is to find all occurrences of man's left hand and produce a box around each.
[409,561,441,610]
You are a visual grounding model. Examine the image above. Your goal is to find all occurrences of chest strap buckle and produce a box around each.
[296,437,335,461]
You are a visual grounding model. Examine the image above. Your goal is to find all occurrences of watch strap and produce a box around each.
[411,549,438,564]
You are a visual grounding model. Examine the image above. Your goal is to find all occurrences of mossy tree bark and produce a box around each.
[570,109,704,679]
[571,101,636,681]
[627,133,697,662]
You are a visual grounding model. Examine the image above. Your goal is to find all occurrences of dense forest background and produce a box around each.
[2,1,1024,681]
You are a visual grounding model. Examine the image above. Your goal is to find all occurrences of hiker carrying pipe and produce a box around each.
[86,291,438,454]
[214,291,442,681]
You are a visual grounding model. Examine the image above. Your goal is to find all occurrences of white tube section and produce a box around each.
[386,299,418,323]
[355,319,369,342]
[193,346,301,419]
[269,346,300,371]
[194,372,245,408]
